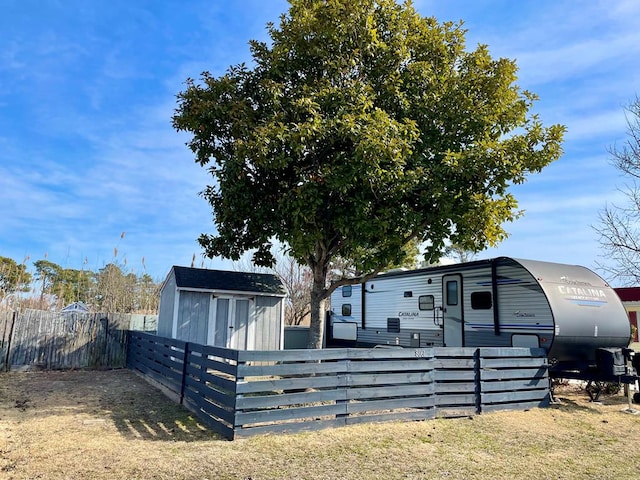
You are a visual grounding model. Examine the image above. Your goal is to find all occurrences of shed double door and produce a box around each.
[208,296,251,349]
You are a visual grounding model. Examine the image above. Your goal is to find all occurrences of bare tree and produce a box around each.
[443,244,478,264]
[234,249,311,326]
[595,98,640,284]
[273,256,312,326]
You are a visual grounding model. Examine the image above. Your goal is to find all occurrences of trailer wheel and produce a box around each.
[634,392,640,404]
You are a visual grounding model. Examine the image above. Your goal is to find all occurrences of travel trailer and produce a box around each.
[328,257,639,382]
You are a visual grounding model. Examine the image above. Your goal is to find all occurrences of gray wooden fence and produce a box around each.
[0,309,157,371]
[127,331,550,440]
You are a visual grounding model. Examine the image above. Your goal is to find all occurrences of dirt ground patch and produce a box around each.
[1,369,639,480]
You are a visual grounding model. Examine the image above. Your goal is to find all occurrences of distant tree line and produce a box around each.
[0,255,160,313]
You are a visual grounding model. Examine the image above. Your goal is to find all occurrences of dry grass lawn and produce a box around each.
[1,369,639,480]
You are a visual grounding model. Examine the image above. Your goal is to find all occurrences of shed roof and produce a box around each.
[170,266,286,296]
[61,301,90,314]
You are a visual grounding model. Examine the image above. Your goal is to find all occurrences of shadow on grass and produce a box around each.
[107,387,223,442]
[0,369,225,443]
[550,397,603,414]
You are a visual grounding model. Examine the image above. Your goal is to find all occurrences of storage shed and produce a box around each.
[157,266,286,350]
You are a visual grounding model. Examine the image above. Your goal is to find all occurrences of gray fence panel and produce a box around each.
[126,332,551,440]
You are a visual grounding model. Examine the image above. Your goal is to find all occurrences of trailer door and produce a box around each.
[442,274,464,347]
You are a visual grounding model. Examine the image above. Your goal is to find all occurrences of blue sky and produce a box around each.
[1,1,639,283]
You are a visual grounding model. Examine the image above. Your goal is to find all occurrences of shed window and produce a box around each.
[471,291,492,310]
[419,295,435,311]
[342,285,352,297]
[342,304,352,316]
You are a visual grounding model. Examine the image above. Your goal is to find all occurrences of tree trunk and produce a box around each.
[307,255,328,349]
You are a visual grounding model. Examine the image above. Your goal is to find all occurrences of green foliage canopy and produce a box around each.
[174,0,563,273]
[0,256,31,298]
[173,0,565,346]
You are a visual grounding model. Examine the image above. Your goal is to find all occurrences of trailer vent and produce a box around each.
[387,318,400,333]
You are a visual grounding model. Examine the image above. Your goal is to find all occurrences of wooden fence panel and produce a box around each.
[478,347,550,413]
[232,349,437,437]
[180,343,238,439]
[126,333,550,440]
[2,309,157,371]
[432,348,478,416]
[126,332,185,400]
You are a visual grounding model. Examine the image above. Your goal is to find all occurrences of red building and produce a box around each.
[614,287,640,343]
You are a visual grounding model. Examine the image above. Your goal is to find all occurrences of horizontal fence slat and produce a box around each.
[481,398,550,413]
[480,378,549,392]
[480,368,548,381]
[481,358,548,369]
[237,389,344,410]
[347,371,433,386]
[345,409,435,425]
[435,393,476,406]
[433,347,478,357]
[479,347,547,358]
[346,396,435,414]
[433,370,476,381]
[237,358,434,378]
[436,406,477,418]
[184,377,236,409]
[234,418,346,438]
[236,374,342,394]
[482,389,549,405]
[188,354,238,377]
[238,360,345,377]
[189,343,238,362]
[181,402,235,439]
[435,382,477,394]
[432,359,476,369]
[132,354,183,385]
[236,403,346,425]
[237,347,434,362]
[183,392,236,425]
[186,365,237,393]
[132,362,182,396]
[347,383,434,400]
[346,359,434,373]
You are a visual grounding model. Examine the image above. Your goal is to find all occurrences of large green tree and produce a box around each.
[0,256,31,300]
[33,259,63,306]
[173,0,564,347]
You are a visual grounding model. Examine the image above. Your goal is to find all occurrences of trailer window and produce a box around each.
[471,291,492,310]
[341,304,352,316]
[342,285,352,297]
[446,281,458,306]
[419,295,435,311]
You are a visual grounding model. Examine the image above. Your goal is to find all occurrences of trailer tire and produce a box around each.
[633,392,640,404]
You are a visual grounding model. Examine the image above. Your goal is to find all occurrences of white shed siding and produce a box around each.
[176,291,210,343]
[254,296,282,350]
[157,273,176,337]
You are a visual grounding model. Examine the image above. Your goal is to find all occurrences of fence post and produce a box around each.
[3,311,17,372]
[474,348,482,414]
[179,341,190,405]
